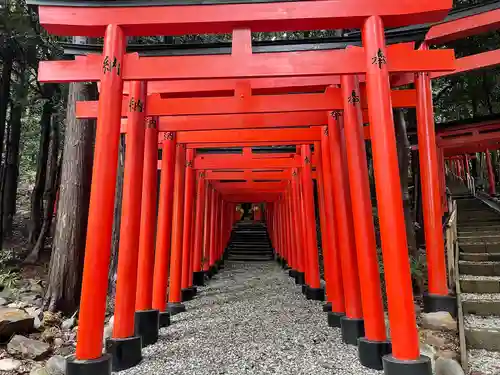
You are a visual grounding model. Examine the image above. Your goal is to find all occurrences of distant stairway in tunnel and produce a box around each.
[456,197,500,368]
[226,222,274,262]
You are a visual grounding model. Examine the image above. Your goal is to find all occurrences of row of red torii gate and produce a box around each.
[29,0,500,375]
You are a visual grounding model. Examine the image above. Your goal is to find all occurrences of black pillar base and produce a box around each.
[323,302,332,312]
[159,311,171,328]
[288,269,297,278]
[134,310,159,347]
[423,293,457,318]
[295,272,305,285]
[167,302,186,315]
[208,265,218,278]
[327,311,344,328]
[340,317,365,345]
[216,259,224,269]
[358,338,392,370]
[382,355,432,375]
[276,255,282,264]
[301,284,308,295]
[193,271,206,286]
[105,336,142,371]
[66,354,111,375]
[190,286,198,296]
[306,287,325,301]
[181,288,194,302]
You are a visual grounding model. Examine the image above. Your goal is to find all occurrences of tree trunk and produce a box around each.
[27,97,53,248]
[0,50,12,167]
[107,134,125,297]
[26,109,61,263]
[44,43,97,312]
[2,70,27,235]
[394,109,418,257]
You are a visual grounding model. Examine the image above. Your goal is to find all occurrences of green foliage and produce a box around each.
[0,270,20,289]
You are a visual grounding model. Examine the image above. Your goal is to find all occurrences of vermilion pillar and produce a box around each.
[108,81,146,369]
[208,186,217,276]
[167,144,187,315]
[327,114,363,339]
[486,150,496,196]
[152,133,176,327]
[202,182,211,273]
[135,114,160,348]
[363,16,428,373]
[416,61,457,317]
[181,149,196,302]
[297,169,310,286]
[73,25,125,369]
[319,126,345,321]
[291,169,306,285]
[192,172,207,286]
[315,141,334,300]
[342,75,390,368]
[300,145,323,300]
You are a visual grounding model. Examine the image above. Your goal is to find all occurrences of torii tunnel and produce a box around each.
[29,0,500,374]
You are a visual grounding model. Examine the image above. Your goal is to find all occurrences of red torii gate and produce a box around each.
[30,1,456,375]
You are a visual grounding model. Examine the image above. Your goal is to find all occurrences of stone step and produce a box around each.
[460,276,500,293]
[227,256,274,262]
[229,250,274,255]
[459,224,500,231]
[462,294,500,316]
[459,244,500,253]
[459,261,500,276]
[464,315,500,351]
[459,233,500,240]
[461,253,500,262]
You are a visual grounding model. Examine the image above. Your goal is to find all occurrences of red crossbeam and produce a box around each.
[194,156,300,170]
[205,170,292,180]
[39,48,454,83]
[176,128,320,144]
[426,7,500,45]
[78,89,416,119]
[393,49,500,86]
[37,1,452,36]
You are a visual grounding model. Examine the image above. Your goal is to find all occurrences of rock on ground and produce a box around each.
[0,358,22,371]
[435,358,465,375]
[0,307,34,338]
[46,355,66,375]
[118,262,382,375]
[421,312,457,331]
[7,334,51,359]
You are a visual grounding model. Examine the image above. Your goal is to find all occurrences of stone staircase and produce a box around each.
[226,222,274,262]
[456,198,500,374]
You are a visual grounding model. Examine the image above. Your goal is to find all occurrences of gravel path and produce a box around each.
[118,262,382,375]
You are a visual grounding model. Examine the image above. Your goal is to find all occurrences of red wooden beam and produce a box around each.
[194,156,300,170]
[213,181,288,189]
[221,194,281,203]
[185,141,304,148]
[426,8,500,45]
[444,143,500,156]
[205,170,291,180]
[78,89,416,119]
[431,49,500,79]
[36,1,452,37]
[123,76,347,97]
[39,48,455,83]
[177,127,321,144]
[393,49,500,86]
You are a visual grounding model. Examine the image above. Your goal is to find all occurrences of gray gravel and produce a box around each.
[461,293,500,301]
[464,314,500,329]
[118,262,382,375]
[468,349,500,375]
